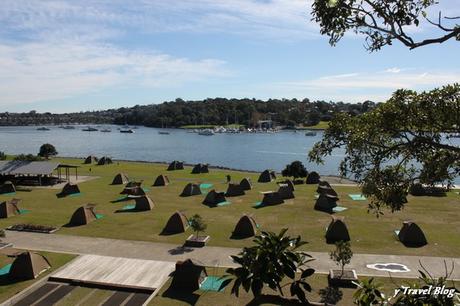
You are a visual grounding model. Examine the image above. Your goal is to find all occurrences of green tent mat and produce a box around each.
[122,204,136,210]
[95,214,104,219]
[200,276,229,292]
[332,206,348,212]
[252,201,265,208]
[142,187,150,192]
[348,194,367,201]
[216,201,231,207]
[69,193,83,198]
[18,209,30,214]
[200,183,213,189]
[0,264,12,276]
[1,192,16,196]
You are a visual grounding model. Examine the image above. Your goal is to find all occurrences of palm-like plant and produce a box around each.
[353,278,385,305]
[226,228,315,304]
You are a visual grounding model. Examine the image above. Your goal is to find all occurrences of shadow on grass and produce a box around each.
[161,286,200,305]
[0,275,19,286]
[167,246,194,255]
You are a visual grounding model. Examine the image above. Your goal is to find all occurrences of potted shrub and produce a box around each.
[185,214,210,247]
[328,240,358,287]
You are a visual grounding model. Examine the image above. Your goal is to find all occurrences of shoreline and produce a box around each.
[57,155,356,184]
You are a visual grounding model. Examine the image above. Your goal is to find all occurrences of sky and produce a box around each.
[0,0,459,113]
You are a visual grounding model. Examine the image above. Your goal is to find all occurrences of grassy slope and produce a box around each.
[297,121,330,130]
[0,157,459,257]
[0,252,76,303]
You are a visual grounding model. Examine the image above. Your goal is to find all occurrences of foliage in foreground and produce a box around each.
[311,0,460,51]
[226,229,316,304]
[309,84,460,215]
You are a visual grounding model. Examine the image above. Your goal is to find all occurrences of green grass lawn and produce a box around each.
[151,268,460,306]
[0,251,76,303]
[0,157,459,257]
[297,121,330,130]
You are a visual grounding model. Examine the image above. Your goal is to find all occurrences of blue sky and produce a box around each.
[0,0,459,113]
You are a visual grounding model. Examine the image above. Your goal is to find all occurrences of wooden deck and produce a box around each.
[51,255,175,290]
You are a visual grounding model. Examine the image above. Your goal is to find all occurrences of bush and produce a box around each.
[38,143,58,158]
[0,151,6,160]
[282,161,308,179]
[189,214,207,238]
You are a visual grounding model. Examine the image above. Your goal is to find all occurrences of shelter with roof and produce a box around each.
[314,193,338,213]
[153,174,170,186]
[180,183,201,197]
[260,191,284,206]
[120,185,145,197]
[0,198,22,218]
[191,163,209,174]
[69,204,99,226]
[8,251,51,281]
[202,190,227,206]
[398,221,428,247]
[0,181,16,194]
[111,173,129,185]
[84,155,98,164]
[162,211,189,234]
[277,184,295,200]
[58,182,80,197]
[316,184,338,198]
[134,196,155,211]
[97,156,112,165]
[0,161,79,186]
[232,215,258,238]
[239,178,252,190]
[325,216,350,244]
[171,259,208,291]
[225,184,245,197]
[258,170,276,183]
[167,161,184,171]
[280,179,295,191]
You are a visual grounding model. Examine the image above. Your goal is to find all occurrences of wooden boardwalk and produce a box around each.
[51,255,175,290]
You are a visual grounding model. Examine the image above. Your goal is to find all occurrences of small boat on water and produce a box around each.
[198,129,214,136]
[62,125,75,129]
[101,128,112,133]
[82,127,98,132]
[305,131,317,136]
[158,131,170,135]
[120,129,134,133]
[36,127,50,131]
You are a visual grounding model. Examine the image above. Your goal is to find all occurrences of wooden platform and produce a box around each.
[50,255,175,290]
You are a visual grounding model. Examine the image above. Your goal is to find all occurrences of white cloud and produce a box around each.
[0,41,228,106]
[0,0,318,42]
[384,67,401,73]
[267,69,460,102]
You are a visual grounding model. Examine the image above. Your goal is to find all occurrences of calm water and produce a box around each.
[1,125,459,183]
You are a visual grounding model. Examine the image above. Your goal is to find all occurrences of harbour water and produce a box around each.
[1,125,459,183]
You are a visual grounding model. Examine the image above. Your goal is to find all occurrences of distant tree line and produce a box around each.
[0,98,378,128]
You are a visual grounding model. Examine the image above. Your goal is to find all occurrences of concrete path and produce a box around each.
[4,231,460,280]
